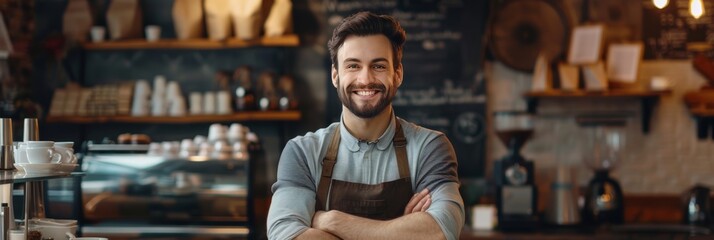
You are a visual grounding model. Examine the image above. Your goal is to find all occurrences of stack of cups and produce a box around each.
[207,124,226,143]
[166,81,186,116]
[131,80,151,116]
[179,139,197,158]
[152,75,167,116]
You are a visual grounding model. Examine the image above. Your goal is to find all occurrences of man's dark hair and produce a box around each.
[328,11,406,70]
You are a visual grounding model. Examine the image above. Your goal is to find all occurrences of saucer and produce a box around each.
[14,163,78,175]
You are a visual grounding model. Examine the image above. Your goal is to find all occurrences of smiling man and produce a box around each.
[267,11,465,240]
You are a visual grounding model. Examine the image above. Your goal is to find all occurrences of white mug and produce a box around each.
[25,141,54,148]
[217,91,232,115]
[90,26,105,43]
[189,92,203,115]
[145,25,161,42]
[13,142,28,164]
[26,147,62,164]
[9,229,24,240]
[54,142,77,164]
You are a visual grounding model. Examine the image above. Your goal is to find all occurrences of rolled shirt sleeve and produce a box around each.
[267,139,320,240]
[414,133,465,240]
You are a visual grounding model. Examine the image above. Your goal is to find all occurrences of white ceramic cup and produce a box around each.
[189,92,203,115]
[203,92,217,114]
[9,229,24,240]
[217,91,232,115]
[90,26,105,43]
[25,141,54,148]
[54,142,77,164]
[26,147,62,164]
[145,25,161,42]
[35,224,78,240]
[13,142,28,164]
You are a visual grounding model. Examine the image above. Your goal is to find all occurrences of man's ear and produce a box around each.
[331,64,339,88]
[395,63,403,87]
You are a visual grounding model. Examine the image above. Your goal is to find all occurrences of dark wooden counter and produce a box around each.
[460,225,713,240]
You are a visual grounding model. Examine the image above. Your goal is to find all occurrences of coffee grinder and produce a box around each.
[579,118,626,225]
[493,111,538,231]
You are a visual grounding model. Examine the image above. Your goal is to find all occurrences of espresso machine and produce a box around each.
[493,111,538,231]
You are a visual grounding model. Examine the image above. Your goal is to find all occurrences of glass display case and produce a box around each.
[76,143,264,240]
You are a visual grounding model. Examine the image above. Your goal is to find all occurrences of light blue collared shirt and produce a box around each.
[267,114,465,240]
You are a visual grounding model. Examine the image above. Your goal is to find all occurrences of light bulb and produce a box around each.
[690,0,704,19]
[653,0,669,9]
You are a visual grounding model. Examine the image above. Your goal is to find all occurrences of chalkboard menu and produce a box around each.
[643,0,714,59]
[325,0,490,178]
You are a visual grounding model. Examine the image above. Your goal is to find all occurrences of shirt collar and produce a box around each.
[339,114,397,152]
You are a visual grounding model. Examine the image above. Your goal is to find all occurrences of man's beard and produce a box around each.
[337,77,394,119]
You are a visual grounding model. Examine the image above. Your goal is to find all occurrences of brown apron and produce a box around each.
[316,121,414,220]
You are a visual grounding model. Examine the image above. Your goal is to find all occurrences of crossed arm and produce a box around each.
[295,189,443,240]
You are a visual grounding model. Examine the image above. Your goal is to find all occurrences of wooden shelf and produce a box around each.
[82,34,300,50]
[46,111,301,124]
[524,89,671,98]
[524,89,671,134]
[690,108,714,117]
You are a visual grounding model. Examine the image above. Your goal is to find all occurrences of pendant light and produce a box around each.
[690,0,704,19]
[653,0,669,9]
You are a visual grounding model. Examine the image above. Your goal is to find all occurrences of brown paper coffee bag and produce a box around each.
[230,0,262,40]
[204,0,232,40]
[173,0,204,39]
[264,0,292,37]
[63,0,93,43]
[106,0,143,40]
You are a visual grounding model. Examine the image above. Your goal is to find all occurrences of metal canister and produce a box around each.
[0,118,13,170]
[1,202,9,240]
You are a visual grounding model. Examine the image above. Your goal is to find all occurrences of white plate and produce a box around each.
[14,163,78,175]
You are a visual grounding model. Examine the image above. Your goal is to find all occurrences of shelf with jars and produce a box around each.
[524,89,672,133]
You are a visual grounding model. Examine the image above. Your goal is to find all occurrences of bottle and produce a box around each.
[1,202,9,240]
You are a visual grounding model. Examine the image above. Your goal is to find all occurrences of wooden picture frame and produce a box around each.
[558,63,579,91]
[606,42,643,84]
[567,24,604,65]
[531,53,552,91]
[582,62,608,91]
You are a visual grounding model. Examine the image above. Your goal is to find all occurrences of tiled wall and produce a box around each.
[487,60,713,194]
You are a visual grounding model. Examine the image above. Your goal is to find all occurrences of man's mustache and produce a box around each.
[346,83,387,92]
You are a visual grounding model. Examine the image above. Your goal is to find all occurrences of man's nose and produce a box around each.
[356,67,374,84]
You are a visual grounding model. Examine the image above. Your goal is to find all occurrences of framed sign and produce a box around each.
[606,42,643,84]
[567,25,604,65]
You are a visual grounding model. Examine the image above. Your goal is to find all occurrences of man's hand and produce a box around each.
[312,210,333,230]
[404,188,431,215]
[305,211,341,240]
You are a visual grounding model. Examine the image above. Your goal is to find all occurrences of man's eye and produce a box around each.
[346,64,359,69]
[372,65,387,70]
